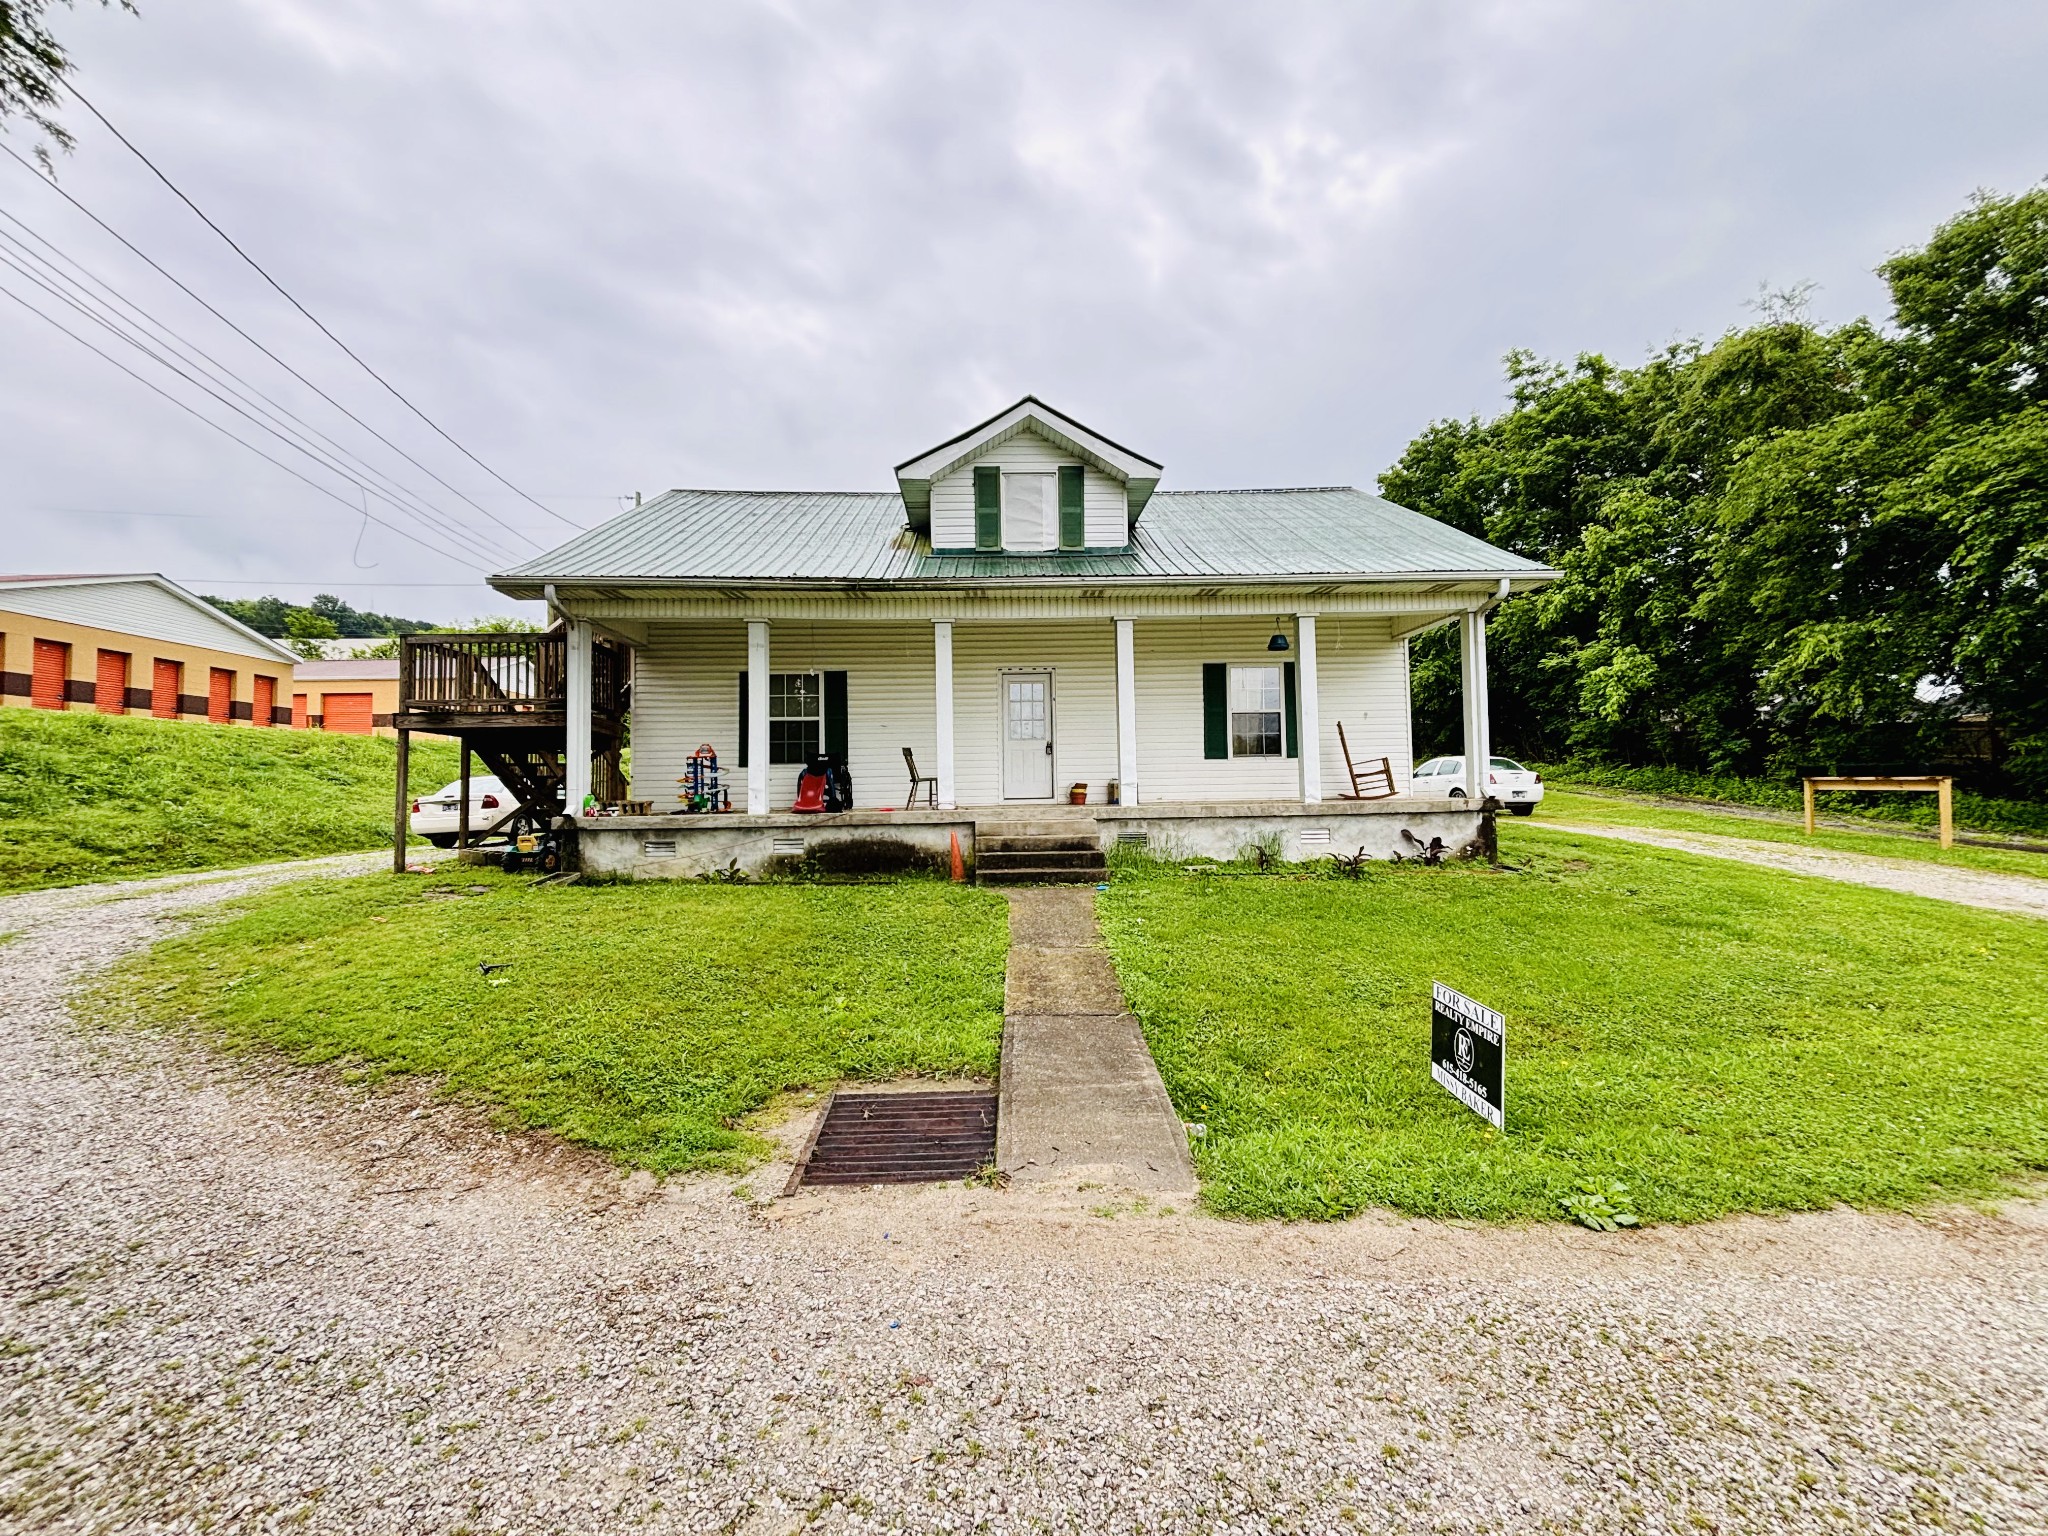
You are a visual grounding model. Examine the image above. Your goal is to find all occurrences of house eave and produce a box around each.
[492,569,1560,603]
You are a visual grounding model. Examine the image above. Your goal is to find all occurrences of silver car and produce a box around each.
[1412,756,1544,815]
[409,775,511,847]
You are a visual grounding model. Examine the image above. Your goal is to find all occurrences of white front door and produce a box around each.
[1001,671,1055,800]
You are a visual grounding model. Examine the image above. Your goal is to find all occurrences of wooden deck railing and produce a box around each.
[399,632,626,717]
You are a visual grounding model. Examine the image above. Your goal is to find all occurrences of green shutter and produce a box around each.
[974,466,1001,551]
[1202,663,1228,759]
[736,673,748,768]
[1283,661,1299,758]
[824,670,848,760]
[1058,465,1084,550]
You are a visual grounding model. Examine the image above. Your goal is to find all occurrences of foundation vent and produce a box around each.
[1116,832,1150,845]
[1297,828,1332,846]
[772,836,806,855]
[641,839,678,858]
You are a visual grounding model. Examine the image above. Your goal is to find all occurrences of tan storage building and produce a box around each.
[0,573,299,725]
[290,657,404,736]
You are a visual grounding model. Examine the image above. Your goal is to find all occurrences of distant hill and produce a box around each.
[203,592,435,639]
[0,711,460,892]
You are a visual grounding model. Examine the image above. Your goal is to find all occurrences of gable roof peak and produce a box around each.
[894,397,1162,533]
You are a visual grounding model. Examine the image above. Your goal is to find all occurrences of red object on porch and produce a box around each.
[31,638,70,710]
[790,765,829,813]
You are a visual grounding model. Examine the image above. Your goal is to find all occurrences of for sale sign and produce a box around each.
[1431,982,1504,1130]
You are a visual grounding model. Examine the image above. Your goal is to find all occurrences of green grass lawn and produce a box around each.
[0,710,460,892]
[105,870,1008,1173]
[1538,786,2048,879]
[1098,823,2048,1223]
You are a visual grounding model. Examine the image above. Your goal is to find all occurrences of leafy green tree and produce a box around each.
[1383,185,2048,796]
[1,0,131,165]
[282,608,340,660]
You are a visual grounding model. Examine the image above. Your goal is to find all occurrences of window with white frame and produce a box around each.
[1229,664,1284,756]
[768,671,822,764]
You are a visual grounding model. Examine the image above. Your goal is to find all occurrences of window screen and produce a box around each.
[1228,664,1283,757]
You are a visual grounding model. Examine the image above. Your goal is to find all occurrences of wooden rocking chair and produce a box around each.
[902,747,939,809]
[1335,721,1398,800]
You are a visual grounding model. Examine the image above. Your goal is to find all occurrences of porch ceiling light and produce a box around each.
[1267,619,1290,653]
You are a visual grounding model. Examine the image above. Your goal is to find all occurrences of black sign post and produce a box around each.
[1430,982,1504,1130]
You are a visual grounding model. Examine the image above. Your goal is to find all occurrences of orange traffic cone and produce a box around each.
[949,829,965,883]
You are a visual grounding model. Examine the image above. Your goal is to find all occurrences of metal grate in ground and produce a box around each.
[794,1090,997,1187]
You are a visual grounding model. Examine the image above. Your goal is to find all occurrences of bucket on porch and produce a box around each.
[1067,783,1088,805]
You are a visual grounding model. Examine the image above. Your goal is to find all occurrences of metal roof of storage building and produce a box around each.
[491,486,1554,595]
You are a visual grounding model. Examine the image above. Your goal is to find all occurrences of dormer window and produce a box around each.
[897,396,1162,555]
[972,465,1087,553]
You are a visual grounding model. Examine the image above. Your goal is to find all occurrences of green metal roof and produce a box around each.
[492,486,1555,593]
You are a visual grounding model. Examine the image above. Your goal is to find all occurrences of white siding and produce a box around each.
[630,614,1411,810]
[1134,616,1412,803]
[951,621,1119,804]
[929,428,1126,551]
[633,621,937,811]
[1084,470,1126,547]
[0,580,290,662]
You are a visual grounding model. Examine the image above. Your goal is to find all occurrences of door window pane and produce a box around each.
[1006,678,1047,739]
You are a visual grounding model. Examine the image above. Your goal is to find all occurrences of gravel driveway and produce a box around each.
[4,862,2046,1534]
[1547,821,2048,919]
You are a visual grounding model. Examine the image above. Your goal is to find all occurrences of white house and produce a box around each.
[482,398,1556,879]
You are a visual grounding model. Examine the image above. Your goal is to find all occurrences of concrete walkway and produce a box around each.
[995,888,1198,1195]
[1548,821,2048,920]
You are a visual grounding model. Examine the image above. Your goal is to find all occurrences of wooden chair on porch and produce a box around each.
[1335,721,1398,800]
[902,747,939,809]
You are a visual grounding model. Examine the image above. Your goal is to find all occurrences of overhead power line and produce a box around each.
[0,217,528,565]
[0,282,489,571]
[0,141,561,553]
[62,81,582,532]
[0,250,523,566]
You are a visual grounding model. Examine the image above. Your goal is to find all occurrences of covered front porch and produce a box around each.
[548,584,1506,822]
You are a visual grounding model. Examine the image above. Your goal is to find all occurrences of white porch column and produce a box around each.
[1460,609,1490,800]
[932,619,956,810]
[746,619,770,815]
[1295,613,1321,803]
[1114,617,1139,806]
[564,618,593,813]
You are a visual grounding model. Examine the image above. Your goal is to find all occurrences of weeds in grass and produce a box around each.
[1559,1180,1641,1231]
[1098,826,2048,1223]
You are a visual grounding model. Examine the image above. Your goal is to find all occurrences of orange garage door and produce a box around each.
[97,648,130,714]
[32,639,71,710]
[322,692,374,734]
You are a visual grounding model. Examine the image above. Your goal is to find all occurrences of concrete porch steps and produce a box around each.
[975,819,1107,886]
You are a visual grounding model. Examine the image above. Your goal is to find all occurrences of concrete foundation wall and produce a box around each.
[569,801,1489,880]
[577,817,974,881]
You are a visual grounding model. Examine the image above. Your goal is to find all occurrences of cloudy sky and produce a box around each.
[3,0,2043,623]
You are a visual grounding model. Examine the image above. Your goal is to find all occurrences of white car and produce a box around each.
[409,775,513,846]
[1412,756,1545,815]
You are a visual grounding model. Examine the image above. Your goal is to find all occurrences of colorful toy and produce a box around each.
[677,744,728,813]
